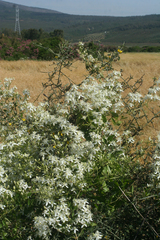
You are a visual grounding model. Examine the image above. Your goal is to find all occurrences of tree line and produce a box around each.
[0,28,64,40]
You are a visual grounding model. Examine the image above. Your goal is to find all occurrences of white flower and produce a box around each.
[87,231,103,240]
[0,186,13,198]
[0,144,6,151]
[27,236,33,240]
[17,179,31,193]
[128,92,143,102]
[0,204,6,210]
[64,168,73,179]
[94,231,103,240]
[23,89,30,96]
[78,42,84,47]
[127,137,135,143]
[87,55,95,63]
[34,216,50,239]
[0,166,5,179]
[73,199,93,227]
[123,130,131,136]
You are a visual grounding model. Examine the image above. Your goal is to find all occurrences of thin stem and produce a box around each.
[118,185,160,238]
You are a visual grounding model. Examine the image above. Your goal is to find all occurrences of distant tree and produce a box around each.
[21,28,40,40]
[1,28,18,38]
[39,28,43,36]
[49,29,64,38]
[38,28,49,39]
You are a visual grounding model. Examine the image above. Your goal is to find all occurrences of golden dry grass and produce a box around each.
[114,52,160,95]
[113,53,160,141]
[1,53,160,101]
[0,60,88,103]
[1,53,160,140]
[0,60,49,102]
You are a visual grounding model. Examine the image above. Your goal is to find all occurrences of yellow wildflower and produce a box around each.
[53,146,56,148]
[118,49,123,53]
[58,131,63,136]
[22,118,26,121]
[8,122,12,126]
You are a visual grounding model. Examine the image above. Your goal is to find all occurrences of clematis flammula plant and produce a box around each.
[0,69,136,239]
[0,71,125,239]
[1,100,95,238]
[1,49,160,239]
[57,71,124,156]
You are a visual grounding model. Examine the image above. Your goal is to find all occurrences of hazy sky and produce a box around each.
[2,0,160,16]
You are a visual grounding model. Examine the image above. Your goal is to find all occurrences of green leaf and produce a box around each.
[107,165,112,174]
[117,120,122,125]
[28,200,31,206]
[102,114,107,123]
[1,232,8,239]
[108,135,114,141]
[2,221,6,227]
[103,167,108,175]
[111,112,119,118]
[102,182,109,192]
[111,118,116,125]
[90,222,97,227]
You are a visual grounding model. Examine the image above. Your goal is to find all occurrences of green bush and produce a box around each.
[0,36,62,60]
[36,37,62,60]
[0,41,160,240]
[123,45,160,53]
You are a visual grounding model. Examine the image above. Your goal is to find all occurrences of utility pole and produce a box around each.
[15,5,21,35]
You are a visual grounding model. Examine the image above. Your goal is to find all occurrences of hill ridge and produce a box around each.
[0,0,160,44]
[0,0,62,14]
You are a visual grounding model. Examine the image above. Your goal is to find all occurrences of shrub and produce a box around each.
[123,45,160,53]
[0,42,160,240]
[0,36,62,61]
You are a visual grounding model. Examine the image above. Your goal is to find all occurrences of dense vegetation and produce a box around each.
[0,32,160,61]
[0,0,160,44]
[0,33,63,60]
[0,41,160,239]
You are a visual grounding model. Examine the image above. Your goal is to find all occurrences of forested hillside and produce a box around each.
[0,0,160,44]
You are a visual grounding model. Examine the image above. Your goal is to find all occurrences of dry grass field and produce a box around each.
[1,52,160,141]
[115,53,160,141]
[0,60,88,103]
[115,53,160,95]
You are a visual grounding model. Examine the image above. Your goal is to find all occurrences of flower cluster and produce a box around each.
[58,71,124,157]
[77,41,120,75]
[152,132,160,183]
[0,68,127,238]
[0,80,98,237]
[0,37,39,60]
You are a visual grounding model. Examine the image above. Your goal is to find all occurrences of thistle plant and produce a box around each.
[0,41,160,239]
